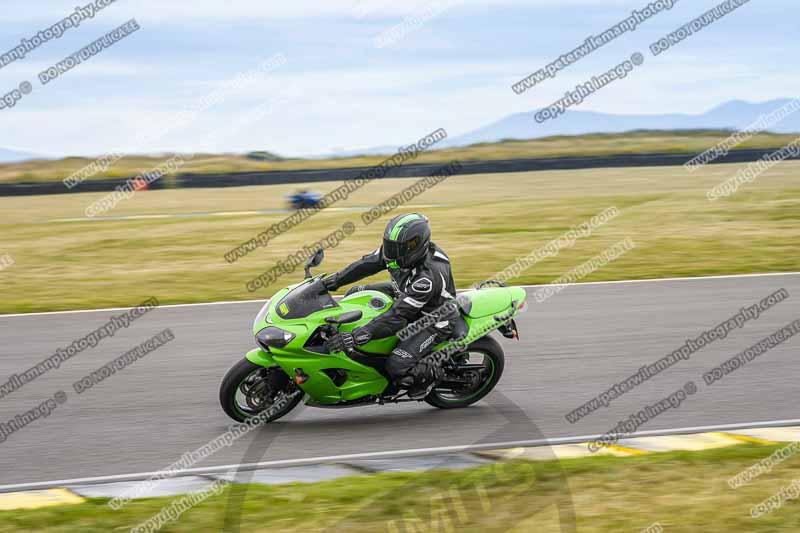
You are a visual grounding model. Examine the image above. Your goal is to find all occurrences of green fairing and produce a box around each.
[462,286,516,318]
[245,347,277,367]
[246,277,525,406]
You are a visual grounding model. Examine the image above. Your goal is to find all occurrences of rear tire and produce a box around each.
[219,358,302,423]
[425,336,505,409]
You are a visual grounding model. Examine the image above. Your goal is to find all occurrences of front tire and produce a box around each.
[219,358,303,423]
[425,336,505,409]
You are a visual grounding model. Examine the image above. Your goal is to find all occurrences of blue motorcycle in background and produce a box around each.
[287,189,322,210]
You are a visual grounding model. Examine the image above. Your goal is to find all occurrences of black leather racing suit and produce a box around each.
[325,243,461,381]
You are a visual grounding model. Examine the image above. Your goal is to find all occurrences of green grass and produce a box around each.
[0,158,798,314]
[2,129,798,184]
[3,443,800,532]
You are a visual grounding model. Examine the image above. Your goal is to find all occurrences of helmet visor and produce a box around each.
[383,239,400,261]
[383,235,422,266]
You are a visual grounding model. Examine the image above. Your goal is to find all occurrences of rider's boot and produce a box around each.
[402,360,444,400]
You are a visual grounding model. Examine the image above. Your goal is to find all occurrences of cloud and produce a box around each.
[0,0,641,23]
[0,0,794,157]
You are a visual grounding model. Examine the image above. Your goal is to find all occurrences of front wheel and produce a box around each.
[219,358,303,423]
[425,336,505,409]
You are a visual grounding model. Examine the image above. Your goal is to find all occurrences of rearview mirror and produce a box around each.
[304,248,324,278]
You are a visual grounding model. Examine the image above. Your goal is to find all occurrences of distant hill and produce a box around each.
[442,98,800,148]
[318,99,800,156]
[0,147,43,163]
[245,150,284,161]
[304,145,401,159]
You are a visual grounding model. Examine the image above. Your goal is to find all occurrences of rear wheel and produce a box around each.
[219,358,303,423]
[425,336,505,409]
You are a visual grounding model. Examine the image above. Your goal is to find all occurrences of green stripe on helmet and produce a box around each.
[388,213,422,241]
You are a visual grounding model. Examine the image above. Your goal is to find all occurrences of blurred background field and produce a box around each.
[0,156,797,314]
[1,129,798,184]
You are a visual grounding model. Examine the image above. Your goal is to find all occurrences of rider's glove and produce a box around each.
[351,326,372,345]
[325,327,371,353]
[325,332,355,353]
[322,275,338,292]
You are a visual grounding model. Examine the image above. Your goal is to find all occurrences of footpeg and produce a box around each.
[407,381,437,400]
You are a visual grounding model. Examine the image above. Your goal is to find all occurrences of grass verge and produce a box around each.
[0,159,798,313]
[2,443,800,532]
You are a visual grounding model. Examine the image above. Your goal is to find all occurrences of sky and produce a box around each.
[0,0,796,158]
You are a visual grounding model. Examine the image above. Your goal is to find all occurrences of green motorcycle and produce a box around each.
[219,249,526,423]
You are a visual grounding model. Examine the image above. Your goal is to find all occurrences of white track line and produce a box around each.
[2,418,799,493]
[42,205,448,224]
[1,271,798,319]
[0,299,267,318]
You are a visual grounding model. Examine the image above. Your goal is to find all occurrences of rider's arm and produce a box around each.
[360,272,437,339]
[324,247,386,291]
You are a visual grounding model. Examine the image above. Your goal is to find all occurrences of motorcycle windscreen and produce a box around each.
[275,279,339,319]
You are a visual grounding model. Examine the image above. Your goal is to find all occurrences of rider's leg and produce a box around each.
[386,320,454,399]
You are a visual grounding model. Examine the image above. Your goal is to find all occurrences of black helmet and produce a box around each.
[382,213,431,269]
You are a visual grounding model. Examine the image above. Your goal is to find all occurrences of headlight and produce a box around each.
[255,326,295,350]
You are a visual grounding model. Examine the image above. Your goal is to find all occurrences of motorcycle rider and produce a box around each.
[322,213,462,399]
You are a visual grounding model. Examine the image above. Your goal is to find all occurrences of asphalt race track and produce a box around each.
[1,273,798,487]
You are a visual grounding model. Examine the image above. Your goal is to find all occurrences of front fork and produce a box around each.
[242,349,301,405]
